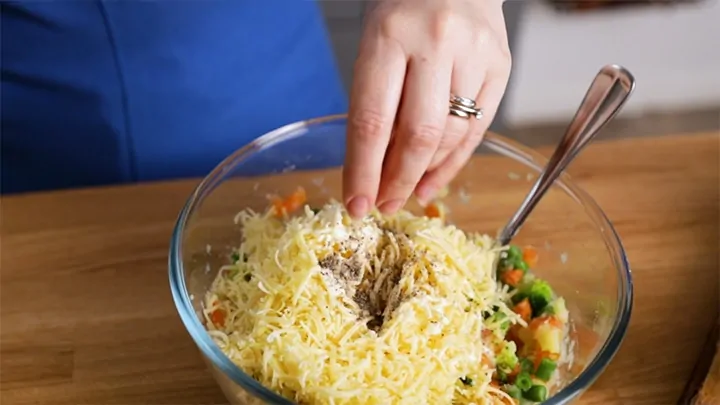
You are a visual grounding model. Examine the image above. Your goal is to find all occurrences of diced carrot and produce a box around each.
[507,325,525,352]
[481,354,494,368]
[528,317,543,330]
[522,246,539,268]
[482,329,494,338]
[529,315,563,331]
[513,298,532,322]
[283,187,307,213]
[271,197,285,217]
[424,203,441,218]
[210,309,226,328]
[533,350,560,371]
[500,269,524,287]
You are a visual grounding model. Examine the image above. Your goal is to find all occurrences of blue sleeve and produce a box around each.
[1,1,348,194]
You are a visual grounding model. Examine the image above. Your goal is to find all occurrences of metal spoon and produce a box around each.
[497,64,636,245]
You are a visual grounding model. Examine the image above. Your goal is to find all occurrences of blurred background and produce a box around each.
[319,0,720,146]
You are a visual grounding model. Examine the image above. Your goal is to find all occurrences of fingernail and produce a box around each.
[378,199,404,214]
[346,196,369,218]
[415,183,437,206]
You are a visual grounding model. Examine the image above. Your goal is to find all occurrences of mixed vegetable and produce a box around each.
[271,187,307,218]
[481,244,569,404]
[212,189,568,404]
[424,198,567,403]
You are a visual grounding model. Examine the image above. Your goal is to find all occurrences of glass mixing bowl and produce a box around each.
[169,114,633,405]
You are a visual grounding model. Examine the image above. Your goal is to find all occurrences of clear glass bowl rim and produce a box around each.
[168,113,634,405]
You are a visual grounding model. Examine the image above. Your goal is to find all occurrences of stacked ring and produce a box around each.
[449,94,484,120]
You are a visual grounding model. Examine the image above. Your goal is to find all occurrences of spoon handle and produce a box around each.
[498,64,636,246]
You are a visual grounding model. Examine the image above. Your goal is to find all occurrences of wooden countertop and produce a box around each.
[2,132,718,405]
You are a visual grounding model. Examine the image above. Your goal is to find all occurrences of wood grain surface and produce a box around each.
[2,132,718,405]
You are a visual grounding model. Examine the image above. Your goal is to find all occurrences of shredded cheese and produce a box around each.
[205,201,522,405]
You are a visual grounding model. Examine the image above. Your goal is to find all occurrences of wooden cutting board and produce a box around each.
[1,132,718,405]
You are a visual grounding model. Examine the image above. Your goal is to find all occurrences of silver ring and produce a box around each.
[450,103,478,115]
[449,104,484,120]
[449,95,484,120]
[449,106,472,119]
[450,95,476,108]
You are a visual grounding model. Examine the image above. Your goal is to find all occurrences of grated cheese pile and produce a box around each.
[204,201,525,405]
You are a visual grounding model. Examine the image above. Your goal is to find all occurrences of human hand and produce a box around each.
[343,0,511,218]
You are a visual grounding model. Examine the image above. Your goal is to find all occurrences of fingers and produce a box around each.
[375,54,453,214]
[415,73,509,198]
[428,63,486,173]
[343,35,407,218]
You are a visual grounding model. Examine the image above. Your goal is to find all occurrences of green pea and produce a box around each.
[497,258,513,272]
[523,385,548,402]
[515,371,532,391]
[520,358,535,373]
[515,259,529,272]
[535,358,557,382]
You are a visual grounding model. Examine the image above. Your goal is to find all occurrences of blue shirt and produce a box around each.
[1,1,348,194]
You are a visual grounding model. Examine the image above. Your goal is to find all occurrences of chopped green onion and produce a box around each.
[496,369,508,382]
[523,385,548,402]
[520,358,535,373]
[503,384,523,399]
[459,376,474,386]
[243,273,252,282]
[515,371,533,391]
[535,358,557,381]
